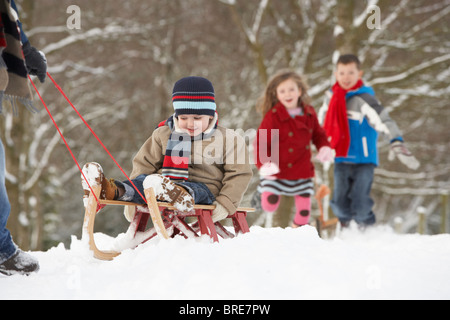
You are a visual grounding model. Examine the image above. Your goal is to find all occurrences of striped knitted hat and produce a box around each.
[172,76,216,117]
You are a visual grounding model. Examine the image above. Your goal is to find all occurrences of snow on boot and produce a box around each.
[0,250,39,276]
[143,174,194,212]
[81,162,119,207]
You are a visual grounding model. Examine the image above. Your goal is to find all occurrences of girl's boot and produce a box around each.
[292,195,311,227]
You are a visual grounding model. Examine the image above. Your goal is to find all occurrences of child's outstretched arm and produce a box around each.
[388,140,420,170]
[359,93,420,170]
[309,105,334,163]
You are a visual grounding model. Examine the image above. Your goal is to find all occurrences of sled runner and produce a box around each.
[82,168,255,261]
[314,184,338,237]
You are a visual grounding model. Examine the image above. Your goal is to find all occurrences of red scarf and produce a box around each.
[323,79,363,157]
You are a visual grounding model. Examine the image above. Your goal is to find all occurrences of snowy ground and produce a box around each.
[1,224,450,300]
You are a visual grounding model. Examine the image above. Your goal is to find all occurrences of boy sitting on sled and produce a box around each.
[82,76,252,222]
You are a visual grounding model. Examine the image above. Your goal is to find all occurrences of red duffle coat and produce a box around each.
[255,102,330,180]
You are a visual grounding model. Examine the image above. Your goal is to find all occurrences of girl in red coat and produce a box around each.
[255,70,333,227]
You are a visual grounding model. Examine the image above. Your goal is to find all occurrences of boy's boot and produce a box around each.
[0,250,39,276]
[144,174,194,212]
[81,162,120,207]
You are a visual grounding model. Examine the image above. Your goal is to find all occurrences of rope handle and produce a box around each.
[29,73,148,205]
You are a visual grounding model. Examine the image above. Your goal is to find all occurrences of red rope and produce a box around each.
[46,73,147,204]
[28,75,98,202]
[30,73,147,204]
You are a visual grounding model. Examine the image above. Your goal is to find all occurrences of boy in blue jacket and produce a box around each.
[319,54,419,227]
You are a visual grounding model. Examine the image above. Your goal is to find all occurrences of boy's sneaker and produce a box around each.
[143,174,194,212]
[81,162,119,207]
[0,250,39,276]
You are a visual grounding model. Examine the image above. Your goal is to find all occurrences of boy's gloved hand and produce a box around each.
[388,140,420,170]
[315,146,334,163]
[259,162,280,180]
[22,41,47,83]
[212,201,229,222]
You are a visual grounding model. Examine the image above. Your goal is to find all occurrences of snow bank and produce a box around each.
[1,225,450,300]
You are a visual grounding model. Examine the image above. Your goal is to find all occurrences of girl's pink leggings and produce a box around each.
[261,192,311,226]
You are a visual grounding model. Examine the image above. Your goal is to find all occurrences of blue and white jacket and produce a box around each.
[319,85,403,166]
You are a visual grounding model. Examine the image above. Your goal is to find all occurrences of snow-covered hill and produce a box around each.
[1,224,450,300]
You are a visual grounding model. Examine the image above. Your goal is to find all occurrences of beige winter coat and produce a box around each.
[130,125,253,214]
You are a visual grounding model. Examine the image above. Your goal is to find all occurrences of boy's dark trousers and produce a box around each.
[118,174,215,206]
[331,163,376,226]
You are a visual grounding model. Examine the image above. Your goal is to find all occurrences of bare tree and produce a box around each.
[2,0,447,250]
[218,0,450,229]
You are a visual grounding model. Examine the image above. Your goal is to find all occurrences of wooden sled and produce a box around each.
[82,181,255,261]
[314,184,338,237]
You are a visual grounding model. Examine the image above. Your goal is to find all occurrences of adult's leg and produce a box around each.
[0,140,39,275]
[0,139,16,264]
